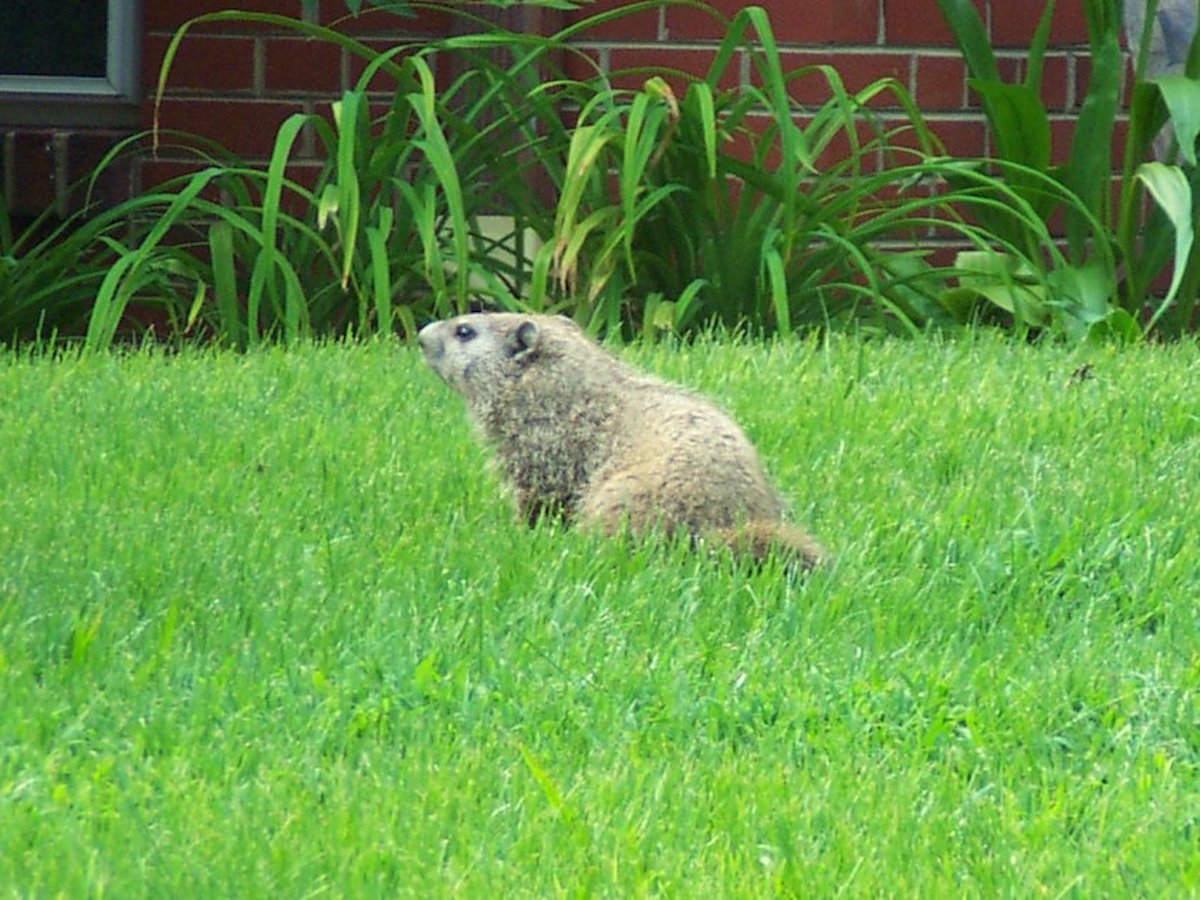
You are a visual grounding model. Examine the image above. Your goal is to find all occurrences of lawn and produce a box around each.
[1,333,1197,896]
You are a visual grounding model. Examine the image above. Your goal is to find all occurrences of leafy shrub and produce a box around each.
[0,133,239,347]
[529,4,1097,338]
[0,1,1105,347]
[937,0,1200,339]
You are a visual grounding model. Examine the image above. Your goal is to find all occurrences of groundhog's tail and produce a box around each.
[711,520,826,571]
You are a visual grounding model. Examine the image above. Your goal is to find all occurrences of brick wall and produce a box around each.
[558,0,1095,158]
[5,0,1097,219]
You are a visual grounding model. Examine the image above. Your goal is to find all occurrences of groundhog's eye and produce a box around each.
[453,323,476,342]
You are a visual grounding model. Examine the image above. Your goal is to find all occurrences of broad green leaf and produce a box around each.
[935,0,999,82]
[1064,31,1121,258]
[952,250,1049,327]
[621,85,672,268]
[558,122,616,236]
[1137,161,1194,332]
[1087,308,1141,344]
[249,113,309,344]
[393,179,446,299]
[207,221,242,349]
[968,80,1051,172]
[333,92,364,290]
[1023,0,1056,93]
[1126,80,1170,169]
[1151,75,1200,166]
[1046,260,1116,323]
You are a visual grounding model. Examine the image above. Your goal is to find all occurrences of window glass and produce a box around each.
[0,1,108,78]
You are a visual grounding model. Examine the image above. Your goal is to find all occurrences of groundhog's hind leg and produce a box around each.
[582,468,825,571]
[577,466,672,538]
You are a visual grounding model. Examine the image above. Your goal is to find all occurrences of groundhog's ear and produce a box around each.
[506,319,541,359]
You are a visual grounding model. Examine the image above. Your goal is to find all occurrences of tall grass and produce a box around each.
[1,335,1197,893]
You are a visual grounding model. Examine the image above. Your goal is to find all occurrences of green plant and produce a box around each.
[314,0,582,16]
[524,4,1090,338]
[134,8,577,348]
[139,1,1083,344]
[2,5,589,350]
[531,7,925,335]
[0,134,237,348]
[0,0,1097,348]
[937,0,1200,339]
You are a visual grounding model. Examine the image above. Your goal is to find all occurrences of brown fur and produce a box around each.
[418,313,824,569]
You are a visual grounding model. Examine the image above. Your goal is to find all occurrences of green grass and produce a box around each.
[1,335,1197,896]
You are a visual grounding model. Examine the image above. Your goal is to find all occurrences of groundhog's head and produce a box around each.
[418,313,575,400]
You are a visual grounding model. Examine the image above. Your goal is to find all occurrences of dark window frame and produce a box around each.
[0,0,141,128]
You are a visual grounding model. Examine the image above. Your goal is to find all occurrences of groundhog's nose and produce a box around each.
[417,323,441,359]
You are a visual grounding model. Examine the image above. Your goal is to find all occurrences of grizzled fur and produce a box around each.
[418,313,823,569]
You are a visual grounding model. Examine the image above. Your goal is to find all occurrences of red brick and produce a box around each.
[136,160,255,223]
[669,0,878,44]
[663,3,729,41]
[140,156,326,220]
[915,54,966,111]
[67,133,136,210]
[145,0,304,35]
[561,46,605,84]
[264,36,344,93]
[992,1,1089,48]
[885,0,984,47]
[1049,117,1075,165]
[724,113,779,169]
[995,56,1022,84]
[778,51,911,108]
[974,54,1070,111]
[774,56,832,106]
[4,132,56,216]
[892,116,987,158]
[304,101,340,155]
[785,0,879,45]
[143,35,256,93]
[1039,55,1070,111]
[153,98,310,159]
[1076,53,1093,103]
[1075,53,1134,107]
[319,3,451,36]
[877,142,936,175]
[276,162,327,217]
[939,118,988,158]
[922,244,971,271]
[878,118,935,161]
[345,40,423,93]
[966,57,1020,112]
[858,183,943,242]
[809,117,890,172]
[139,157,215,191]
[566,0,660,41]
[732,113,889,173]
[608,46,736,92]
[1047,115,1128,167]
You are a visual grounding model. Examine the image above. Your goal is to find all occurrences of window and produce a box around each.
[0,0,139,102]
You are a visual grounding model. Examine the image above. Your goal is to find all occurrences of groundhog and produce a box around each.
[418,313,824,569]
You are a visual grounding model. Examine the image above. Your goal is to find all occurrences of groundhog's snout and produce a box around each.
[417,322,442,361]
